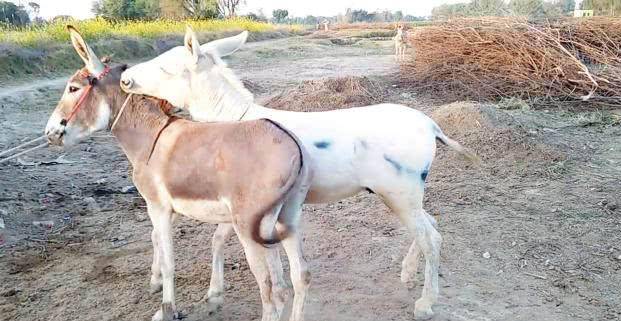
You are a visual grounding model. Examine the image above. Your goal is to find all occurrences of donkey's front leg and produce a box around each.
[148,203,178,321]
[150,228,163,294]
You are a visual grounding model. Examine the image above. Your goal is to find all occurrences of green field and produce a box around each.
[0,18,303,83]
[0,17,297,48]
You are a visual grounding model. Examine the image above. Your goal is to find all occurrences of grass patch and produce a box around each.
[0,18,303,82]
[358,30,395,38]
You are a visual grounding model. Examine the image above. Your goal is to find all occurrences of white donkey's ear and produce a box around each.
[200,31,248,57]
[67,25,105,76]
[184,25,201,64]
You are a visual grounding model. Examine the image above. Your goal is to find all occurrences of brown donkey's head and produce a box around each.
[45,26,194,148]
[45,26,131,146]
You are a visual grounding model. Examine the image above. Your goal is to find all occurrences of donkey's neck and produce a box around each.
[188,64,256,122]
[110,94,170,166]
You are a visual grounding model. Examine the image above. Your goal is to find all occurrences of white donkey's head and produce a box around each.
[120,27,248,108]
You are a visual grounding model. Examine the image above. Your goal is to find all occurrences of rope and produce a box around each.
[0,142,48,164]
[0,136,45,158]
[110,94,133,131]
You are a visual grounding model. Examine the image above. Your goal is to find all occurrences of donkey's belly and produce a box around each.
[171,198,231,224]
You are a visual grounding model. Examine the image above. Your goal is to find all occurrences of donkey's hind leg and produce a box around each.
[202,223,234,311]
[235,229,283,321]
[378,182,441,320]
[277,184,311,321]
[405,209,441,320]
[400,210,438,284]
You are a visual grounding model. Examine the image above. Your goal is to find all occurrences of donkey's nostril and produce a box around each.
[121,78,133,89]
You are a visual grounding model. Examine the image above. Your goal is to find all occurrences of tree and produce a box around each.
[469,0,508,15]
[245,11,266,21]
[581,0,621,15]
[394,10,404,21]
[559,0,576,14]
[217,0,244,17]
[183,0,218,18]
[342,8,353,23]
[509,0,545,17]
[92,0,159,19]
[0,1,30,26]
[375,10,393,22]
[404,14,426,21]
[272,9,288,23]
[350,9,371,22]
[160,0,186,18]
[431,3,470,19]
[303,15,317,25]
[28,2,39,19]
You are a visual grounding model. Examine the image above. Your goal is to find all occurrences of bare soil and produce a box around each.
[1,31,620,321]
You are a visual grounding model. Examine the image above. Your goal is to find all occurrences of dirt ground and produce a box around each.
[1,32,620,321]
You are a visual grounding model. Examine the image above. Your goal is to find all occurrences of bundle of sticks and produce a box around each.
[401,17,621,107]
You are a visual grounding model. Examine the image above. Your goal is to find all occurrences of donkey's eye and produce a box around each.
[68,86,80,93]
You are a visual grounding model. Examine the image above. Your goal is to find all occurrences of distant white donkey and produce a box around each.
[121,27,478,320]
[394,23,408,61]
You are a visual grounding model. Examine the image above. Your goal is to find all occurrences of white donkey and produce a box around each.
[121,27,478,320]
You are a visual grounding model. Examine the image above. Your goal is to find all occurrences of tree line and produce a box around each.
[432,0,621,19]
[92,0,244,19]
[246,8,426,25]
[0,1,40,26]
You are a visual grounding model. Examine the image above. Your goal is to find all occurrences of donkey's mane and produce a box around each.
[210,55,254,102]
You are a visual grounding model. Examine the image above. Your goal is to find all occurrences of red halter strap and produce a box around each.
[60,65,111,126]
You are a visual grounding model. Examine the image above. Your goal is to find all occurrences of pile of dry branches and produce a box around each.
[401,17,621,107]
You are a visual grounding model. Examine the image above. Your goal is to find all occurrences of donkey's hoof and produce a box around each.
[400,268,418,285]
[414,299,434,320]
[273,286,293,305]
[150,282,163,294]
[203,294,224,315]
[152,303,178,321]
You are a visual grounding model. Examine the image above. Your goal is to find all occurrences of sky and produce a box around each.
[8,0,470,19]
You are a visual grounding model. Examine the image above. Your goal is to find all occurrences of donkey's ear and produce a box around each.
[67,25,105,76]
[184,25,201,64]
[200,31,248,58]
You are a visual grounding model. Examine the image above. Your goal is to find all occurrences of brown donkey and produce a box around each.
[44,27,312,321]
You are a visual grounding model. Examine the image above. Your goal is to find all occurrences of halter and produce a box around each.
[59,66,177,164]
[60,65,111,127]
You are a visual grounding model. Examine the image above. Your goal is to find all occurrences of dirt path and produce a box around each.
[1,32,620,321]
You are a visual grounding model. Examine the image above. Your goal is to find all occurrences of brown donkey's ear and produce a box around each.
[67,25,105,76]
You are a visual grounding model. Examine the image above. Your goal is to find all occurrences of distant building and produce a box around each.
[573,10,594,17]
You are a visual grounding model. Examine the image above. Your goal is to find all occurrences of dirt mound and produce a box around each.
[262,76,382,112]
[432,102,564,176]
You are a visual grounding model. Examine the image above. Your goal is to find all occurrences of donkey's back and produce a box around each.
[135,118,306,239]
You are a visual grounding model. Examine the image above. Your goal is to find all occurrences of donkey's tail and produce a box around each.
[250,119,307,247]
[433,124,481,165]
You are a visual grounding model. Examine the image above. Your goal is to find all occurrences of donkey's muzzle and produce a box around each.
[45,126,65,146]
[120,77,133,90]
